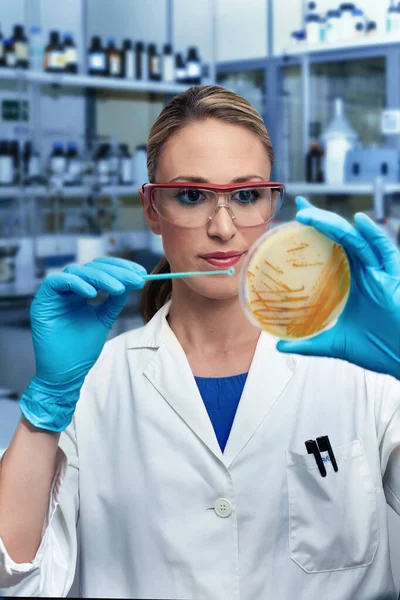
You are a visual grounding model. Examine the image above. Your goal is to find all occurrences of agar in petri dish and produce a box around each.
[240,221,351,340]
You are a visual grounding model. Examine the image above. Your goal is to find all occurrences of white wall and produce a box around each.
[217,0,267,62]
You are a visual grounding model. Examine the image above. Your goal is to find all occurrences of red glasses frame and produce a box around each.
[139,181,285,228]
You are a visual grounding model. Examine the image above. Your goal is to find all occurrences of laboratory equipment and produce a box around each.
[29,26,43,71]
[240,221,351,340]
[106,38,122,77]
[4,39,16,68]
[306,14,321,44]
[344,148,400,184]
[135,41,147,80]
[325,10,340,43]
[353,8,365,38]
[291,31,307,45]
[122,39,134,78]
[22,141,40,182]
[95,143,111,185]
[162,44,174,82]
[0,244,20,284]
[307,1,318,16]
[185,47,202,84]
[0,141,14,185]
[49,142,66,187]
[119,144,133,185]
[142,267,234,281]
[63,33,78,73]
[65,142,82,185]
[366,21,377,37]
[306,142,324,182]
[175,53,186,83]
[148,43,161,81]
[320,98,360,184]
[88,36,106,76]
[13,25,28,69]
[44,31,64,72]
[339,3,357,39]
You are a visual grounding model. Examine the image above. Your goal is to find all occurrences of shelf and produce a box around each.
[285,183,400,195]
[0,68,189,94]
[0,184,138,199]
[281,33,400,57]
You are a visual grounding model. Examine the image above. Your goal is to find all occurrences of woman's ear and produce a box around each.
[139,190,162,235]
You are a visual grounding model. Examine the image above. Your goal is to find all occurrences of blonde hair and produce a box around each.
[140,84,274,323]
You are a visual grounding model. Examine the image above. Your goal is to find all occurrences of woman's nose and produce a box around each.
[206,205,237,240]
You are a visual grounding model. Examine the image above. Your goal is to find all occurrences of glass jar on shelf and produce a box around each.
[305,14,321,45]
[290,30,306,46]
[366,21,377,38]
[339,3,356,39]
[325,10,340,43]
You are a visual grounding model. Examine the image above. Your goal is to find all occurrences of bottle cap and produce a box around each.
[50,31,60,44]
[107,38,116,47]
[352,8,363,16]
[30,25,41,34]
[13,25,23,37]
[147,43,156,52]
[306,14,320,22]
[53,142,63,151]
[67,141,77,150]
[64,33,73,42]
[326,9,340,17]
[122,39,132,49]
[91,35,102,46]
[291,30,306,41]
[187,46,199,60]
[339,3,356,11]
[175,52,185,66]
[135,41,145,51]
[163,43,173,54]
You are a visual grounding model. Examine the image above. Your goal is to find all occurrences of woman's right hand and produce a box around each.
[19,257,147,432]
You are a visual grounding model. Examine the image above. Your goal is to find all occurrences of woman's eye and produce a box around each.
[233,189,260,204]
[176,189,205,204]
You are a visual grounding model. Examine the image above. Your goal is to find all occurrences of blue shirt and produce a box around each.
[194,373,248,453]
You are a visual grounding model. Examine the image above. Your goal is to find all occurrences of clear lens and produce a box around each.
[152,186,284,227]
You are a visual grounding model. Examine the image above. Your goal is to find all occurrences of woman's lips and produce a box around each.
[201,254,243,268]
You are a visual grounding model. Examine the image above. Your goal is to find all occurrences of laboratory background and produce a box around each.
[1,0,400,595]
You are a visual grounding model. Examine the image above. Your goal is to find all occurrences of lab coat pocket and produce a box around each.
[285,439,379,573]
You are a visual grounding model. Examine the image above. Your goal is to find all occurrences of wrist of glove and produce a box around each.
[19,375,86,432]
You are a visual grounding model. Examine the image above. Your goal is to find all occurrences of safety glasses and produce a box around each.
[141,182,285,228]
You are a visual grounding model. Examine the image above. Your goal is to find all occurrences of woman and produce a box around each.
[1,85,400,599]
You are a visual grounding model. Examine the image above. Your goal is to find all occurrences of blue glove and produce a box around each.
[277,197,400,380]
[19,257,147,432]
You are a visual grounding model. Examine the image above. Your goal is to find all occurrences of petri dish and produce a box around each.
[239,221,351,340]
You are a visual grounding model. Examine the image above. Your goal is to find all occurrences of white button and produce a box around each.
[214,498,233,518]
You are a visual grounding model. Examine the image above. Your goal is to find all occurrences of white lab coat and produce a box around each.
[1,299,400,599]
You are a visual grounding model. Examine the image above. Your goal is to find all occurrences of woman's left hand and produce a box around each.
[276,197,400,380]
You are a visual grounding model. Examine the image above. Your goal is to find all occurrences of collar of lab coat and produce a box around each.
[126,300,297,467]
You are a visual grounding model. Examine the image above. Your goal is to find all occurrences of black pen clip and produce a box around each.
[305,439,327,477]
[317,435,338,472]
